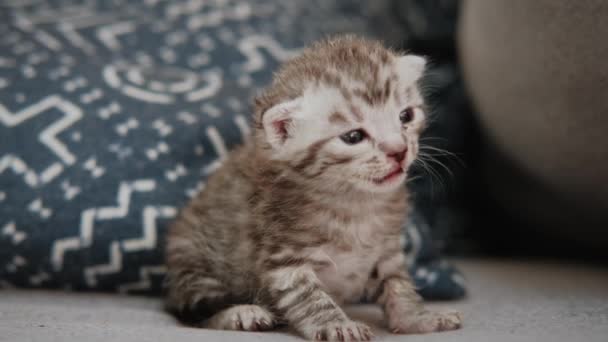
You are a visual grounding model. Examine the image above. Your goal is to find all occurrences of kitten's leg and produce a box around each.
[165,267,232,324]
[262,264,372,341]
[166,268,277,331]
[370,251,462,334]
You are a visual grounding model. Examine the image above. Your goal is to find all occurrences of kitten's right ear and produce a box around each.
[396,54,427,83]
[261,98,302,149]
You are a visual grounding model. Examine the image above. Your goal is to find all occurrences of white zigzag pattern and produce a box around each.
[122,206,176,252]
[84,241,121,287]
[118,265,167,293]
[86,204,174,288]
[51,180,156,271]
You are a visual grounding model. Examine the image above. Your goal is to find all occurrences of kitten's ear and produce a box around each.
[396,55,427,82]
[262,97,302,149]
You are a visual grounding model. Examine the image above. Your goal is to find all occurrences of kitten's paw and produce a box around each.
[388,309,462,334]
[308,320,373,341]
[205,305,276,331]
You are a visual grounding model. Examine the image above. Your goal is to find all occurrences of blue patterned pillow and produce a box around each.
[0,0,465,299]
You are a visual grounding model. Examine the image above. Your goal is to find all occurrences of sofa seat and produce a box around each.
[2,259,607,342]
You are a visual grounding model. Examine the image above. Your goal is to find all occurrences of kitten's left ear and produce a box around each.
[261,97,302,149]
[396,55,427,82]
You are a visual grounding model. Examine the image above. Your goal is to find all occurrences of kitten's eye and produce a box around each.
[399,107,415,124]
[340,129,367,145]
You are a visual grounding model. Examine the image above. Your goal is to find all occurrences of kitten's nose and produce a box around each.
[388,148,408,163]
[379,140,408,163]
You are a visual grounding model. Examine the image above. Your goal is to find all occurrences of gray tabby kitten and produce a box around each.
[165,35,462,341]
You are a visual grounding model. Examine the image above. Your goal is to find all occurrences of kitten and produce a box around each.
[165,35,462,341]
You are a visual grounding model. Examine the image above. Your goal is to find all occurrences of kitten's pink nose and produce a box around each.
[378,141,407,164]
[379,141,408,163]
[388,148,408,163]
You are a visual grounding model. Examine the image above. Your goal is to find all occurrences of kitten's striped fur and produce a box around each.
[165,36,462,340]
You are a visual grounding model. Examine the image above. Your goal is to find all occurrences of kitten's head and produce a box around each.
[254,35,427,193]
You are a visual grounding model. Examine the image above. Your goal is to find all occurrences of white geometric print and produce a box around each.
[206,126,228,160]
[0,155,51,187]
[118,265,167,294]
[57,23,97,55]
[115,118,140,136]
[85,205,175,287]
[51,180,156,271]
[238,35,300,72]
[29,271,50,286]
[60,180,81,200]
[0,95,83,171]
[28,198,53,219]
[2,222,27,245]
[103,63,223,104]
[84,241,122,287]
[186,2,253,31]
[33,30,62,52]
[83,157,106,178]
[165,165,187,182]
[122,206,177,252]
[145,142,170,161]
[152,119,173,137]
[98,101,122,119]
[96,21,136,51]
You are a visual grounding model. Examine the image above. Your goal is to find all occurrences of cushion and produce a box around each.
[0,0,465,299]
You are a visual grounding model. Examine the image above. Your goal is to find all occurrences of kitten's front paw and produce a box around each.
[307,320,373,341]
[205,305,276,331]
[388,309,462,334]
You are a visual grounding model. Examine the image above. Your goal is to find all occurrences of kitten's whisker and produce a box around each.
[421,160,443,195]
[419,145,465,167]
[419,152,453,157]
[413,158,446,195]
[406,175,423,183]
[418,154,454,178]
[419,136,448,142]
[419,145,459,157]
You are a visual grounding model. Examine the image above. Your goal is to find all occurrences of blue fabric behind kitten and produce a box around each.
[0,0,465,299]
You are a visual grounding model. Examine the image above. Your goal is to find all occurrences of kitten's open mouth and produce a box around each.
[373,166,404,185]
